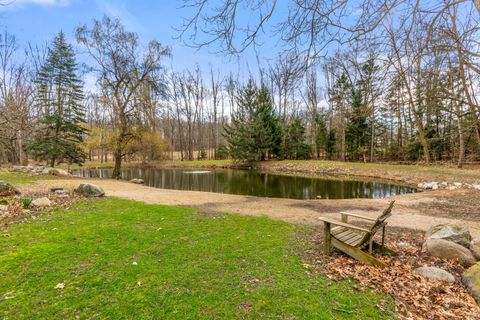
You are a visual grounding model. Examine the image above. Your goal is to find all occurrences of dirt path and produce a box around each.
[24,178,480,237]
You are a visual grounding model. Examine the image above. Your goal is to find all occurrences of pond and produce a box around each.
[72,167,417,200]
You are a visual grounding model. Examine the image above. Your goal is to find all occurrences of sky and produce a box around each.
[1,0,280,83]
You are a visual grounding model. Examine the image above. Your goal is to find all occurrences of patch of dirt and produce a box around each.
[298,227,480,320]
[413,190,480,221]
[194,209,226,219]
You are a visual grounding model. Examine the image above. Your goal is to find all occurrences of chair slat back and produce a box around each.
[369,200,395,234]
[357,200,395,247]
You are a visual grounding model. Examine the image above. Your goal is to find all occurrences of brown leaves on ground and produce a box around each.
[303,229,480,320]
[0,190,85,225]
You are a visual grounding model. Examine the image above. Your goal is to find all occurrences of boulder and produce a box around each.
[462,263,480,304]
[31,197,52,207]
[413,266,456,283]
[130,178,144,184]
[74,183,105,197]
[0,181,20,196]
[426,223,472,247]
[470,238,480,261]
[423,239,477,266]
[43,168,70,176]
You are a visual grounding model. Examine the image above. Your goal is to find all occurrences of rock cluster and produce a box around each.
[417,181,480,190]
[9,165,71,176]
[421,223,480,304]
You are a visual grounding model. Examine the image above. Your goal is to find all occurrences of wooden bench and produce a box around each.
[319,200,395,268]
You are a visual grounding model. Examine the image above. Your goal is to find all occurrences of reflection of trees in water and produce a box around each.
[73,168,414,199]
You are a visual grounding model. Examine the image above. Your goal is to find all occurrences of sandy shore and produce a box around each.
[21,177,480,238]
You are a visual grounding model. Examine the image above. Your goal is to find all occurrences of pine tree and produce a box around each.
[346,89,370,161]
[224,80,282,161]
[29,32,87,167]
[314,114,329,158]
[281,118,311,159]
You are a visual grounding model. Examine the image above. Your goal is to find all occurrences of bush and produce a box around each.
[22,198,32,209]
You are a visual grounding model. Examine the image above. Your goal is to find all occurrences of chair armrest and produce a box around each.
[339,212,377,222]
[318,217,371,233]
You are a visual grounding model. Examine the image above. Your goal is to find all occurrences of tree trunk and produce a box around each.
[112,152,122,179]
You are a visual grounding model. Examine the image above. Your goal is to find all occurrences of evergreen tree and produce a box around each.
[314,114,329,158]
[326,129,337,160]
[281,118,311,159]
[29,32,87,167]
[346,89,370,161]
[224,80,282,161]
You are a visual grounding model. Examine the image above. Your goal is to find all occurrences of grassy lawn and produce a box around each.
[0,171,58,185]
[0,198,393,319]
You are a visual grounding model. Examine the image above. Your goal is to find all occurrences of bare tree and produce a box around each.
[76,16,170,178]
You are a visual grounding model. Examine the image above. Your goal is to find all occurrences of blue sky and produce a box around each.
[1,0,280,79]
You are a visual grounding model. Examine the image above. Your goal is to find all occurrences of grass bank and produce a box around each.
[0,198,393,319]
[0,171,58,185]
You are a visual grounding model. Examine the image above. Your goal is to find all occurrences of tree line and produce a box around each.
[0,0,479,179]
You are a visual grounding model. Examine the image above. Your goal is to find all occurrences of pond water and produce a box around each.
[72,167,417,200]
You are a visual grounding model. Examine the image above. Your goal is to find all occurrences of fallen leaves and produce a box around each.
[304,229,480,320]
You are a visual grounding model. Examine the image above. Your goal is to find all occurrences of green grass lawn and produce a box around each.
[0,171,58,185]
[0,198,394,319]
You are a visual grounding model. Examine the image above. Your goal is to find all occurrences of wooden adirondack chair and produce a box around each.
[319,200,395,268]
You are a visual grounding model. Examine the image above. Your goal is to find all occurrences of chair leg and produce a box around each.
[323,222,331,255]
[368,238,373,254]
[381,226,386,253]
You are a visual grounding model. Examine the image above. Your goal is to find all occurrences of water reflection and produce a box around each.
[73,167,416,200]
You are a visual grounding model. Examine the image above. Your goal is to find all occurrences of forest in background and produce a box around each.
[0,0,479,175]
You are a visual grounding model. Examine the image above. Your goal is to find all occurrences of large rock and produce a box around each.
[423,239,477,266]
[426,223,472,247]
[0,181,20,196]
[462,263,480,304]
[31,197,52,207]
[412,266,456,283]
[470,238,480,261]
[42,168,70,176]
[130,178,144,184]
[75,183,105,197]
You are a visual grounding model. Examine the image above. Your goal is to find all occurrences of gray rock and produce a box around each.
[423,239,477,266]
[413,266,456,283]
[130,178,144,184]
[0,204,8,211]
[50,187,69,195]
[462,263,480,304]
[74,183,105,197]
[31,197,52,207]
[426,223,472,247]
[0,181,20,196]
[43,168,70,176]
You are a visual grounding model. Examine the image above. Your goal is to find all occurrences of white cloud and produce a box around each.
[96,0,144,32]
